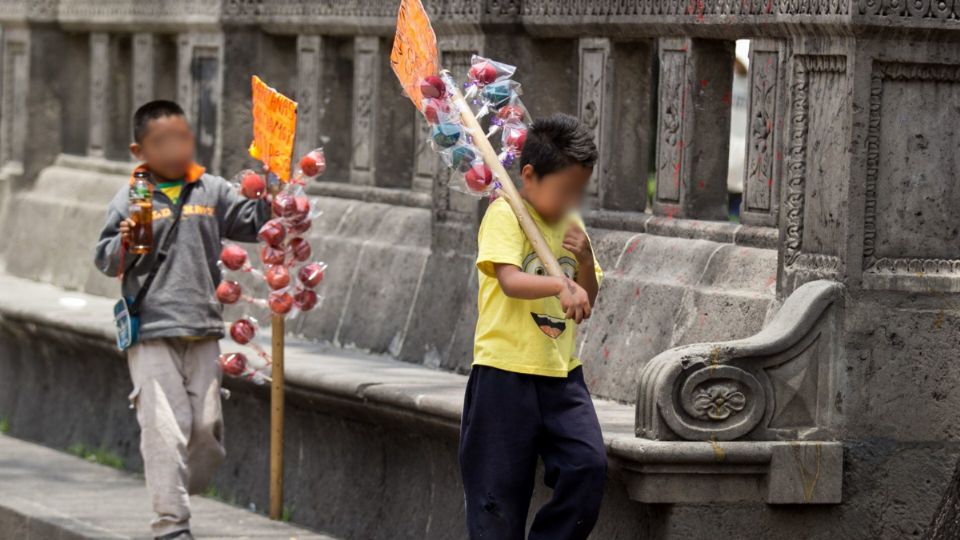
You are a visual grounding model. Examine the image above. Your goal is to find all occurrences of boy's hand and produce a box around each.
[563,224,593,264]
[119,218,135,245]
[557,277,591,324]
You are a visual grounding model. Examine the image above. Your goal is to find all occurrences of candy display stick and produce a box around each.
[444,75,564,279]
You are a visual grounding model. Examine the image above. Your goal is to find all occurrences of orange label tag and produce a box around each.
[248,75,298,181]
[390,0,439,112]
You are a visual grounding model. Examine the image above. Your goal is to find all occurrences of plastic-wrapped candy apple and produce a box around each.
[464,163,494,194]
[289,237,311,262]
[272,191,297,219]
[293,286,319,311]
[260,245,285,266]
[265,264,291,290]
[432,124,461,149]
[220,244,248,271]
[258,219,286,248]
[289,215,312,236]
[497,105,525,123]
[219,352,247,377]
[300,149,326,178]
[230,319,257,345]
[482,81,514,109]
[268,291,294,315]
[450,145,477,173]
[469,61,498,85]
[240,171,266,199]
[216,280,242,304]
[503,124,528,152]
[419,75,446,99]
[298,262,326,288]
[291,196,311,223]
[423,98,449,124]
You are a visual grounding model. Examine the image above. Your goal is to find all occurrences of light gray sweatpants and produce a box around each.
[128,338,226,537]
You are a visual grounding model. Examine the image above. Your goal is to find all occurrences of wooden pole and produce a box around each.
[446,76,564,279]
[268,313,285,520]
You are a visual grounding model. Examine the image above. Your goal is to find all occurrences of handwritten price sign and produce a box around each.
[390,0,439,112]
[248,76,298,181]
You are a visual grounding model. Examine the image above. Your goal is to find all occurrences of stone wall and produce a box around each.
[1,1,959,539]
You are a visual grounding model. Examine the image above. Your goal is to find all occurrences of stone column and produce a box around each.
[349,36,380,186]
[87,33,110,159]
[132,33,155,108]
[579,38,654,212]
[177,32,223,172]
[740,39,788,228]
[652,38,733,221]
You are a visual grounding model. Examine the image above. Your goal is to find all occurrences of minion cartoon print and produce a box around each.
[522,252,577,339]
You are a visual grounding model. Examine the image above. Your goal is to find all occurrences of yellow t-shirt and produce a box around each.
[474,197,603,377]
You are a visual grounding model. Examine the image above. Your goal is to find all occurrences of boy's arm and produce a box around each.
[218,178,272,242]
[563,223,599,307]
[93,191,132,277]
[494,264,592,323]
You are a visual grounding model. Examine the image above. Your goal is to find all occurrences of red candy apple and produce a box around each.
[272,191,297,219]
[258,219,287,248]
[265,264,291,290]
[289,218,312,236]
[464,163,494,194]
[260,245,286,266]
[230,319,257,345]
[220,244,248,271]
[300,150,326,177]
[292,196,311,223]
[298,262,325,288]
[419,75,446,99]
[293,287,319,311]
[240,172,266,199]
[219,352,247,377]
[215,280,242,304]
[469,61,498,85]
[268,291,294,314]
[289,237,312,262]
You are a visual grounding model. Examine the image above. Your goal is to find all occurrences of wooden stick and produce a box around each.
[447,77,564,279]
[268,313,285,520]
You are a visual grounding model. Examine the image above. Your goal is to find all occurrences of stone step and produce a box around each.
[0,434,337,540]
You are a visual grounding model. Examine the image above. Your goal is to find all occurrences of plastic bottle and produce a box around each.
[128,171,153,254]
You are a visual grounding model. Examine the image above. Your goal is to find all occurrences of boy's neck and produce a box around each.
[519,189,560,224]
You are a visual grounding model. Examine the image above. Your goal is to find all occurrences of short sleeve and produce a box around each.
[477,200,525,278]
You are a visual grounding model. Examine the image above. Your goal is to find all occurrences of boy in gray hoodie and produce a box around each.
[94,100,270,540]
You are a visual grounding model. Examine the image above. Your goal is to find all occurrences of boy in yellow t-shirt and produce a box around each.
[460,114,606,540]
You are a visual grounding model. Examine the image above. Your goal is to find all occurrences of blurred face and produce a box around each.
[129,115,195,180]
[520,163,592,223]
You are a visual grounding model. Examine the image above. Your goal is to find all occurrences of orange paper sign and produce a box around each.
[248,75,298,181]
[390,0,439,112]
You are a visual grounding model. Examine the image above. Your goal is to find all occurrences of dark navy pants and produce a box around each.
[459,365,607,540]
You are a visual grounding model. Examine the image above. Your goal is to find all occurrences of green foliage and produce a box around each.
[282,505,294,523]
[66,443,124,470]
[0,417,9,434]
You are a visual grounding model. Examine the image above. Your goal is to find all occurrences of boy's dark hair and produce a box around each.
[519,113,598,178]
[133,100,185,143]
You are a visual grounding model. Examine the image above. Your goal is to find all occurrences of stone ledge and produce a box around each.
[0,434,335,539]
[0,272,837,505]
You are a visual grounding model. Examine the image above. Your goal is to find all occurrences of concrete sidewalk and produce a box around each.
[0,434,336,540]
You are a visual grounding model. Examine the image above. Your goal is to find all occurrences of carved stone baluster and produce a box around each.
[350,36,380,186]
[87,33,110,159]
[0,28,29,170]
[740,39,787,227]
[177,32,223,172]
[132,33,155,109]
[295,35,323,164]
[653,38,734,221]
[579,38,654,212]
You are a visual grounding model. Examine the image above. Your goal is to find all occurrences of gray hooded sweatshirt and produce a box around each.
[94,169,271,340]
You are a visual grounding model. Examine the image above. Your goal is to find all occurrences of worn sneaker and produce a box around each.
[155,531,194,540]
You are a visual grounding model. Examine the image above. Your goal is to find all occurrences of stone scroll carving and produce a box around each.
[637,280,843,442]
